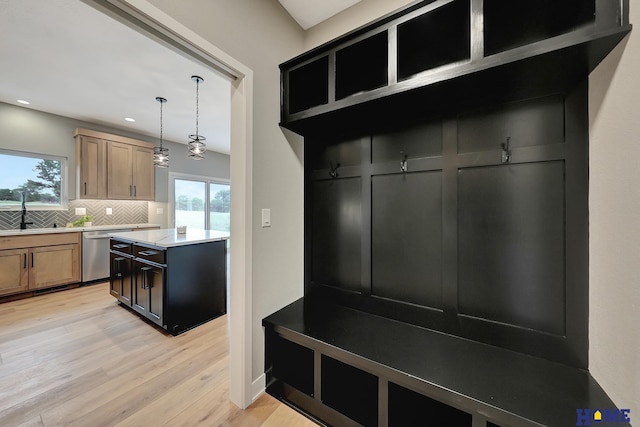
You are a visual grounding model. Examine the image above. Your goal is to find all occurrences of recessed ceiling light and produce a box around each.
[17,99,30,105]
[124,117,135,122]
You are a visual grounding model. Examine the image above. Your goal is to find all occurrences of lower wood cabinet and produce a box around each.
[0,248,29,295]
[29,244,80,289]
[0,233,81,297]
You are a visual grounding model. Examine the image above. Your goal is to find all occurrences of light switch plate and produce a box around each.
[75,207,86,215]
[262,208,271,228]
[156,207,163,215]
[106,208,113,215]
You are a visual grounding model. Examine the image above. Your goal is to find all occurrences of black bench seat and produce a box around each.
[263,296,628,427]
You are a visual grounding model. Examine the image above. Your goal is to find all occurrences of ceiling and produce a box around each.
[0,1,357,155]
[0,0,231,154]
[278,0,362,30]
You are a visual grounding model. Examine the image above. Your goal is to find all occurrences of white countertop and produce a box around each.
[0,224,160,237]
[109,228,230,248]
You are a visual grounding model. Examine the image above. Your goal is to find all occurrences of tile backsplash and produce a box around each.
[0,200,149,230]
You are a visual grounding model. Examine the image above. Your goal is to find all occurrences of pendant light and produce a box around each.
[153,96,169,168]
[188,75,206,160]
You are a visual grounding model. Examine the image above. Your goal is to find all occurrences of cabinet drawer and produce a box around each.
[133,245,166,265]
[110,239,132,254]
[0,232,81,251]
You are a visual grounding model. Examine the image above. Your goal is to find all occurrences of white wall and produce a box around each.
[145,0,306,399]
[589,4,640,419]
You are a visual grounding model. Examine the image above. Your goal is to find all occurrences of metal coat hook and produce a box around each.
[400,151,408,172]
[329,162,340,179]
[501,137,512,163]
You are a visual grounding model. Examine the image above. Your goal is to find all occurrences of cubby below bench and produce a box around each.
[264,296,629,427]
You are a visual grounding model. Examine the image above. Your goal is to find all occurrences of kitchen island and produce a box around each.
[109,228,229,335]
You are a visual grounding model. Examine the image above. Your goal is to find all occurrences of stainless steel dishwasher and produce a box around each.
[83,229,131,282]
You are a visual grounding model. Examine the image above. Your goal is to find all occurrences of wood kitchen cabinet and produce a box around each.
[0,233,81,297]
[74,128,155,201]
[0,248,29,295]
[29,244,81,289]
[77,135,106,199]
[107,141,154,200]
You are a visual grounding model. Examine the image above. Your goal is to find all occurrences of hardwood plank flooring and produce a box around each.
[0,283,317,427]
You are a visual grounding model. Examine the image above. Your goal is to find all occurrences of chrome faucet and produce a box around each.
[20,192,33,230]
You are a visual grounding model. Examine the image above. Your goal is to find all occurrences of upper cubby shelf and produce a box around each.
[280,0,631,136]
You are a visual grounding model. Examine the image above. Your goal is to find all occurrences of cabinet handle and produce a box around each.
[84,182,87,195]
[23,253,27,269]
[113,257,125,277]
[146,271,153,289]
[138,250,158,256]
[134,185,137,197]
[141,266,153,289]
[31,252,34,268]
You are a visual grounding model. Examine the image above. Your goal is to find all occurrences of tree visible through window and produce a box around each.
[209,183,230,232]
[0,151,65,207]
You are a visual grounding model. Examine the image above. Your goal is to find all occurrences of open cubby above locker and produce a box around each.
[279,0,630,136]
[397,0,470,81]
[287,56,329,114]
[483,0,596,56]
[335,31,388,100]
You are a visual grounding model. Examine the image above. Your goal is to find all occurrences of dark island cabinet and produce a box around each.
[280,0,630,136]
[131,247,165,327]
[110,238,226,335]
[109,240,133,305]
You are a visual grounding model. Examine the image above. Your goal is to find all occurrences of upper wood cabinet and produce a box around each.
[280,0,631,136]
[77,135,107,199]
[75,128,155,201]
[106,141,155,200]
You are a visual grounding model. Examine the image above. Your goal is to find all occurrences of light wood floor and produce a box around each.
[0,283,318,427]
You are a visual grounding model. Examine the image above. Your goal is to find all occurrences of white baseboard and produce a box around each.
[251,373,266,403]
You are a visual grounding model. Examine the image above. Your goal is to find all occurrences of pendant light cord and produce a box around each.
[160,99,164,149]
[195,77,200,137]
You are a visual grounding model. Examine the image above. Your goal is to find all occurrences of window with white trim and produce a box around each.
[0,149,67,209]
[170,173,230,232]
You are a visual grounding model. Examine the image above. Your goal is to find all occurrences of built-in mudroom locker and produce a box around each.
[264,1,632,426]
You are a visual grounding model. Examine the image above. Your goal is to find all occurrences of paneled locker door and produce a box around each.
[371,172,443,309]
[311,178,362,292]
[457,162,566,336]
